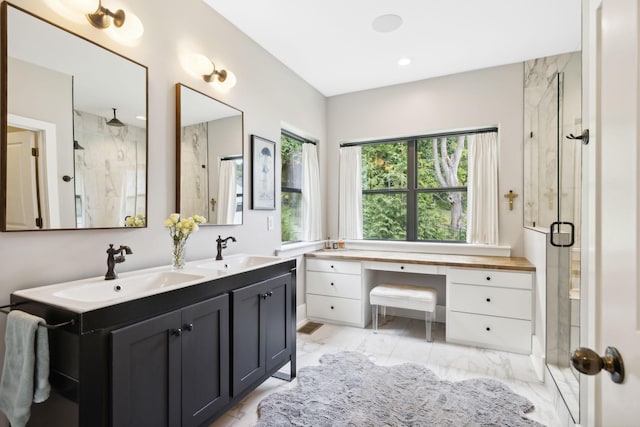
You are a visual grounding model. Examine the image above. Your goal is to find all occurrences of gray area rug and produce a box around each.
[257,351,543,426]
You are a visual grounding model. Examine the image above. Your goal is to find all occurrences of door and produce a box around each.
[6,130,39,230]
[181,294,230,427]
[231,280,267,396]
[583,0,640,425]
[265,276,292,371]
[111,310,182,427]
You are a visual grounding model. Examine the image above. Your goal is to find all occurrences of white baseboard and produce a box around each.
[296,303,308,329]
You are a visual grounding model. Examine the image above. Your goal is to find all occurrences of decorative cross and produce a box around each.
[504,190,519,211]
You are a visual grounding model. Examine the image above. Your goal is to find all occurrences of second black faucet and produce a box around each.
[216,235,236,260]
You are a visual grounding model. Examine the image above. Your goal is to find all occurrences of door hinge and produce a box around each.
[35,217,43,228]
[31,147,39,157]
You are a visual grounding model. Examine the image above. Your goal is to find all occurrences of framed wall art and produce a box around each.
[251,135,276,210]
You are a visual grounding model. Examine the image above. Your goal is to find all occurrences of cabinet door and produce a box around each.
[111,310,182,427]
[231,280,267,396]
[265,276,292,371]
[182,294,230,427]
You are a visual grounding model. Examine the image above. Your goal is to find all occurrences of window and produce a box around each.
[281,131,304,242]
[355,129,493,242]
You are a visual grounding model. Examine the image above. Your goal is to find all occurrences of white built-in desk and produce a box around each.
[304,250,535,354]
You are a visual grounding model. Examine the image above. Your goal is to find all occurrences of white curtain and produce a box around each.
[467,132,499,244]
[302,143,322,240]
[338,146,363,239]
[216,159,237,224]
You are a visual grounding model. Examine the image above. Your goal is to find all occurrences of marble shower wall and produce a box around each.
[73,110,146,227]
[523,52,582,232]
[180,122,209,220]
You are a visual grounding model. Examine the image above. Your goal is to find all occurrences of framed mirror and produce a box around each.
[1,3,148,231]
[175,83,243,225]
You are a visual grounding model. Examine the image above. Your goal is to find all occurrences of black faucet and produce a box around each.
[216,235,236,260]
[105,244,133,280]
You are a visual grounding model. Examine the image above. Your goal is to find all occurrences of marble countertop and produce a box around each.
[305,249,535,272]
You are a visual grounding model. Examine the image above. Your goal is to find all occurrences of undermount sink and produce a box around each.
[196,254,281,273]
[52,271,205,303]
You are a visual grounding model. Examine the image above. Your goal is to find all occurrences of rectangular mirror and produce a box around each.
[1,3,148,231]
[176,83,243,225]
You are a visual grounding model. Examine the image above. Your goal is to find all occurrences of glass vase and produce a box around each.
[172,240,187,270]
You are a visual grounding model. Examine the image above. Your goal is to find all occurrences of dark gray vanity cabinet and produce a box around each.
[11,259,296,427]
[111,294,230,427]
[231,273,292,397]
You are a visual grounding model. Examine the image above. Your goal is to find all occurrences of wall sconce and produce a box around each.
[46,0,144,44]
[188,53,237,92]
[86,0,125,29]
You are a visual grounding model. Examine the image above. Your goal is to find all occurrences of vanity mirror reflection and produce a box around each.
[175,83,243,225]
[1,3,148,231]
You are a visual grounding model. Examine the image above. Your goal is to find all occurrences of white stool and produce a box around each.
[369,284,437,342]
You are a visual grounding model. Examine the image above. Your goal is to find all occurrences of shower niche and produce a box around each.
[523,51,582,422]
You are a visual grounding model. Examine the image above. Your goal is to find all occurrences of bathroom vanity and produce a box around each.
[305,250,535,354]
[10,256,296,427]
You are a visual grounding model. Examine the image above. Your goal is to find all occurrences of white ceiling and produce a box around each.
[203,0,582,97]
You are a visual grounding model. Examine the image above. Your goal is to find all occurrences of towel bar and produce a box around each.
[0,303,75,330]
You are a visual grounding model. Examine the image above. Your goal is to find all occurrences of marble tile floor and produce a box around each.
[210,317,561,427]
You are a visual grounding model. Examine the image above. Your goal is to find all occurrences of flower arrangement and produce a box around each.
[164,213,206,269]
[124,214,146,227]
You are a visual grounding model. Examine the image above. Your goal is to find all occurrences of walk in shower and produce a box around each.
[523,51,582,422]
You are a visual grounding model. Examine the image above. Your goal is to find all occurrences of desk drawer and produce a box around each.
[307,271,361,299]
[447,311,531,353]
[362,261,442,275]
[307,294,362,325]
[449,283,531,320]
[306,258,361,275]
[447,268,531,290]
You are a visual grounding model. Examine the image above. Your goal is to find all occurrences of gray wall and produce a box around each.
[326,63,526,255]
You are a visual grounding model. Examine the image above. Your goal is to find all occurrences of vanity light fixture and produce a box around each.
[86,0,125,29]
[188,53,237,91]
[46,0,144,43]
[107,108,125,127]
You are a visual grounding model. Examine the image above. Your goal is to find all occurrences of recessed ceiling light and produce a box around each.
[398,57,411,66]
[372,14,403,33]
[136,115,146,121]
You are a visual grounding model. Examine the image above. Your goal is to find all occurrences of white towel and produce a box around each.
[0,310,51,427]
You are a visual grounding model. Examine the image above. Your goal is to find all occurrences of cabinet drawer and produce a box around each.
[307,294,362,325]
[362,261,442,275]
[447,311,531,353]
[447,267,532,290]
[449,283,531,320]
[307,271,361,299]
[306,258,361,275]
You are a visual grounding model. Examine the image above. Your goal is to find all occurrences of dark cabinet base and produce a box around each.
[12,260,297,427]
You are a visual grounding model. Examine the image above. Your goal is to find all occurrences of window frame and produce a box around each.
[349,127,496,243]
[280,129,316,243]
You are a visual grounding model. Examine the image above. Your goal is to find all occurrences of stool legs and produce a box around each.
[372,305,379,332]
[425,310,434,342]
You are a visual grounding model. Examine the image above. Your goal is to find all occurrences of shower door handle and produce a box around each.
[570,346,625,384]
[550,221,575,247]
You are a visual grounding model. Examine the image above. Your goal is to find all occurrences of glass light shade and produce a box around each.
[45,0,97,23]
[211,69,237,92]
[104,11,144,46]
[188,53,215,77]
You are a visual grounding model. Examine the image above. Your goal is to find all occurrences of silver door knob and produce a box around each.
[571,346,625,384]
